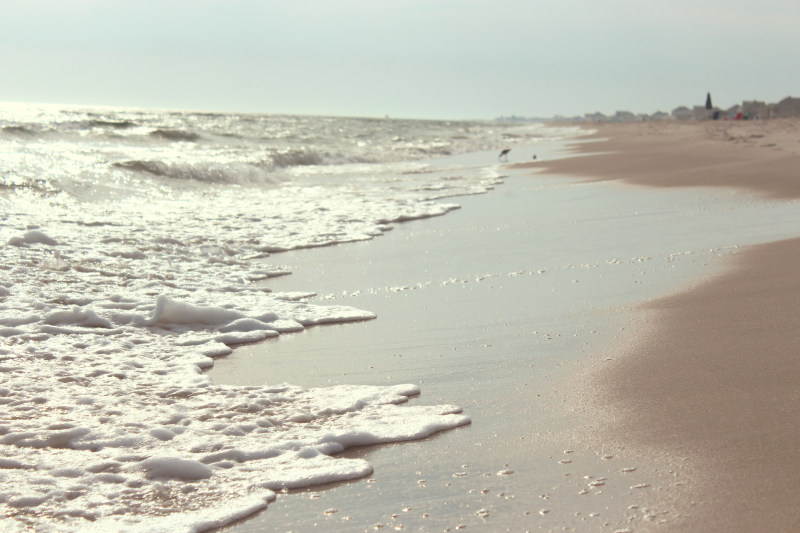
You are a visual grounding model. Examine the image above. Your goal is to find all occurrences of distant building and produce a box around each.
[613,111,637,122]
[724,105,743,120]
[693,106,713,119]
[671,106,693,120]
[773,97,800,118]
[742,100,767,119]
[584,112,608,122]
[496,95,798,123]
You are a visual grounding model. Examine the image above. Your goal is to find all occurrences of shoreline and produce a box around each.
[209,125,800,531]
[210,121,797,533]
[211,150,722,531]
[529,119,800,532]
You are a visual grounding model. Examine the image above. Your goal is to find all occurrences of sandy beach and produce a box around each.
[7,3,800,530]
[526,119,800,532]
[210,119,800,532]
[525,119,800,199]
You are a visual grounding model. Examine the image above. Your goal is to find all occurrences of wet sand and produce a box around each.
[211,145,734,531]
[209,124,800,531]
[526,119,800,532]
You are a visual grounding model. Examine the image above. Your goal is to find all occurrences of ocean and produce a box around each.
[0,102,579,531]
[5,103,800,532]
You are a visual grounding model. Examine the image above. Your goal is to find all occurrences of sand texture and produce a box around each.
[212,151,735,532]
[210,120,800,532]
[528,119,800,532]
[522,118,800,199]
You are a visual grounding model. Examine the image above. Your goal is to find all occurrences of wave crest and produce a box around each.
[2,126,37,137]
[112,159,280,185]
[270,149,324,168]
[149,129,203,142]
[88,119,136,129]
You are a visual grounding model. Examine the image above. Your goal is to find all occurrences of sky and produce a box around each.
[1,0,798,119]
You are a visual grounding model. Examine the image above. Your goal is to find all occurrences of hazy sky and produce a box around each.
[1,0,798,119]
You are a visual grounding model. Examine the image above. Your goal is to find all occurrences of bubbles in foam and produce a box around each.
[0,103,574,530]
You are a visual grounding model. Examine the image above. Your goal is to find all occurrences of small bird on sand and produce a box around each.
[498,149,511,161]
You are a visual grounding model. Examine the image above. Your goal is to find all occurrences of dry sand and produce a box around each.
[525,118,800,199]
[523,119,800,532]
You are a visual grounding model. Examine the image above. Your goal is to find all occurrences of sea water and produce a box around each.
[0,103,578,531]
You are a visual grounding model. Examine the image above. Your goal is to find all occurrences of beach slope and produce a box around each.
[523,119,800,532]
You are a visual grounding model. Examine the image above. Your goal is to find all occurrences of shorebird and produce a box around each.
[498,149,511,161]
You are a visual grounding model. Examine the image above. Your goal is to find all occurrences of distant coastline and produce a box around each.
[498,95,800,123]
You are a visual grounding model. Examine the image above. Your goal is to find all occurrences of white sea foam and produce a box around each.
[0,103,573,530]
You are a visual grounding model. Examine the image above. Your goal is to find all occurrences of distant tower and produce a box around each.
[705,92,713,110]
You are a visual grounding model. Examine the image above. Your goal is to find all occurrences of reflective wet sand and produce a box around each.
[212,123,800,532]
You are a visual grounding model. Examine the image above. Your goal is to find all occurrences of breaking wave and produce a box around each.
[88,119,137,129]
[112,160,280,185]
[113,147,325,184]
[149,129,203,142]
[0,102,578,531]
[270,148,324,168]
[2,126,37,137]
